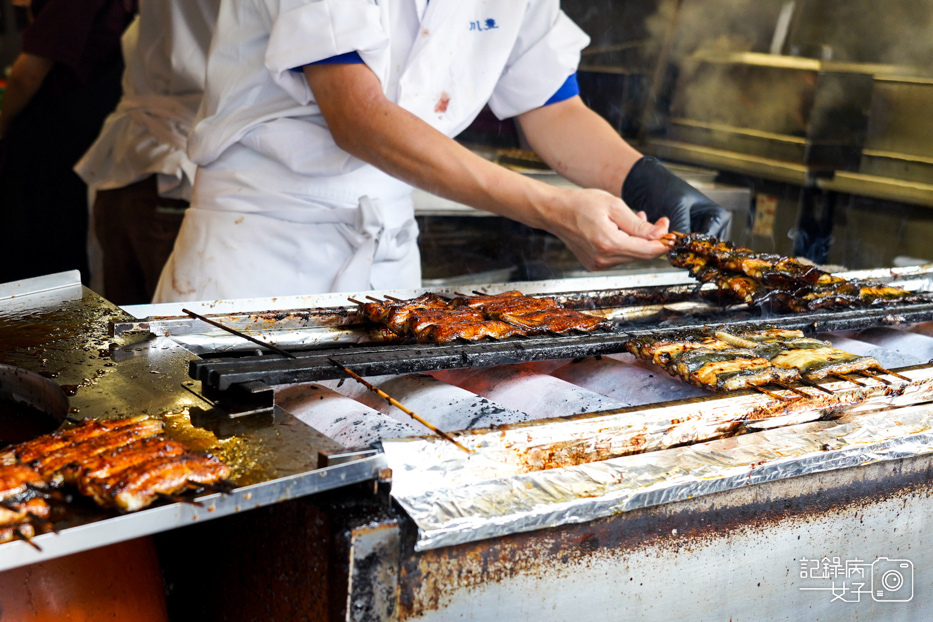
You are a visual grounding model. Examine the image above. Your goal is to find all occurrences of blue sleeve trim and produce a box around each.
[310,51,364,65]
[289,51,364,73]
[543,73,580,106]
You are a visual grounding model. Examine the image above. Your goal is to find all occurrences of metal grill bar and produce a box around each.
[191,301,933,391]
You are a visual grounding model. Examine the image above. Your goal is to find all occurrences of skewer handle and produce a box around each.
[878,367,912,382]
[182,309,296,360]
[13,528,42,551]
[328,359,472,453]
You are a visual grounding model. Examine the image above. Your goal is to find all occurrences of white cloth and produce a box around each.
[156,0,589,303]
[74,0,220,200]
[190,0,589,169]
[153,144,421,301]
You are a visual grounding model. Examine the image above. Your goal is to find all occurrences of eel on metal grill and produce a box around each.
[626,327,908,394]
[354,290,608,343]
[1,417,232,517]
[662,232,920,312]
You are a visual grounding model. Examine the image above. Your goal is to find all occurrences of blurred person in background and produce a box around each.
[75,0,220,305]
[0,0,135,285]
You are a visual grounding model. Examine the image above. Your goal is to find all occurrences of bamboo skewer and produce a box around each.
[182,309,296,360]
[800,379,836,395]
[0,501,52,532]
[878,367,911,382]
[860,370,892,386]
[0,500,20,512]
[14,529,42,551]
[328,359,472,453]
[776,383,812,398]
[754,386,795,401]
[835,374,866,387]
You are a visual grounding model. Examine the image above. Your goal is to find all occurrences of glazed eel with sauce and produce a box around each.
[0,462,52,544]
[0,416,230,517]
[357,291,608,343]
[665,233,919,312]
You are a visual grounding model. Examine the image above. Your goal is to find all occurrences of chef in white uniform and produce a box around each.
[76,0,221,304]
[154,0,730,303]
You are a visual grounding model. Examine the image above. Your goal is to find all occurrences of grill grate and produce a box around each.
[191,301,933,392]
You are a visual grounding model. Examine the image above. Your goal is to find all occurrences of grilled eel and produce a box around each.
[495,308,609,334]
[3,416,158,467]
[359,290,607,342]
[669,243,918,312]
[416,319,525,343]
[2,417,232,514]
[673,234,843,287]
[448,290,525,308]
[721,329,886,381]
[407,308,486,339]
[673,350,800,391]
[0,463,52,544]
[361,293,451,335]
[27,418,165,487]
[626,332,733,367]
[70,436,188,484]
[451,292,607,334]
[79,453,230,512]
[626,331,799,391]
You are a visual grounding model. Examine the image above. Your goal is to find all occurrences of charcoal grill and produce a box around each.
[6,268,933,621]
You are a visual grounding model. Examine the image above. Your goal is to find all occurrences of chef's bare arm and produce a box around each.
[519,93,733,238]
[516,96,641,196]
[304,63,668,270]
[0,53,53,138]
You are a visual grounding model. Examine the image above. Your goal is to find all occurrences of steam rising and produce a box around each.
[645,0,933,70]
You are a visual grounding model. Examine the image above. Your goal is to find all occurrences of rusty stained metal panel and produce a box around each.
[346,520,402,622]
[396,453,933,621]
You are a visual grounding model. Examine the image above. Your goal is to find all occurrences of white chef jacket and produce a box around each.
[153,0,590,303]
[75,0,220,200]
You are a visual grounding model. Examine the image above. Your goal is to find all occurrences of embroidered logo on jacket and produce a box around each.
[469,19,498,32]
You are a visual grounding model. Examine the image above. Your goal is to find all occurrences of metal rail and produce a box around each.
[191,301,933,392]
[0,453,387,573]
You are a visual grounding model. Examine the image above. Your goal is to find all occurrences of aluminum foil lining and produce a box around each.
[384,376,933,551]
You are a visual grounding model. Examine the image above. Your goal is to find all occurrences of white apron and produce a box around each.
[152,145,420,302]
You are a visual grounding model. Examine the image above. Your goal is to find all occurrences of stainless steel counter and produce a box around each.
[0,273,385,572]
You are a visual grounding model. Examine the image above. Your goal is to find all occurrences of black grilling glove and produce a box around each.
[621,156,732,237]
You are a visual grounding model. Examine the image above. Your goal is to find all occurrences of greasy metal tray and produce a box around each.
[0,276,385,573]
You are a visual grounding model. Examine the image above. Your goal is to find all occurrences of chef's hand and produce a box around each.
[622,156,731,237]
[544,187,671,271]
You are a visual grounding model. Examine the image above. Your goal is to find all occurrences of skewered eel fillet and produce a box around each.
[717,329,886,380]
[626,331,799,391]
[357,290,608,343]
[0,463,52,544]
[626,327,898,392]
[1,417,231,516]
[665,233,919,312]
